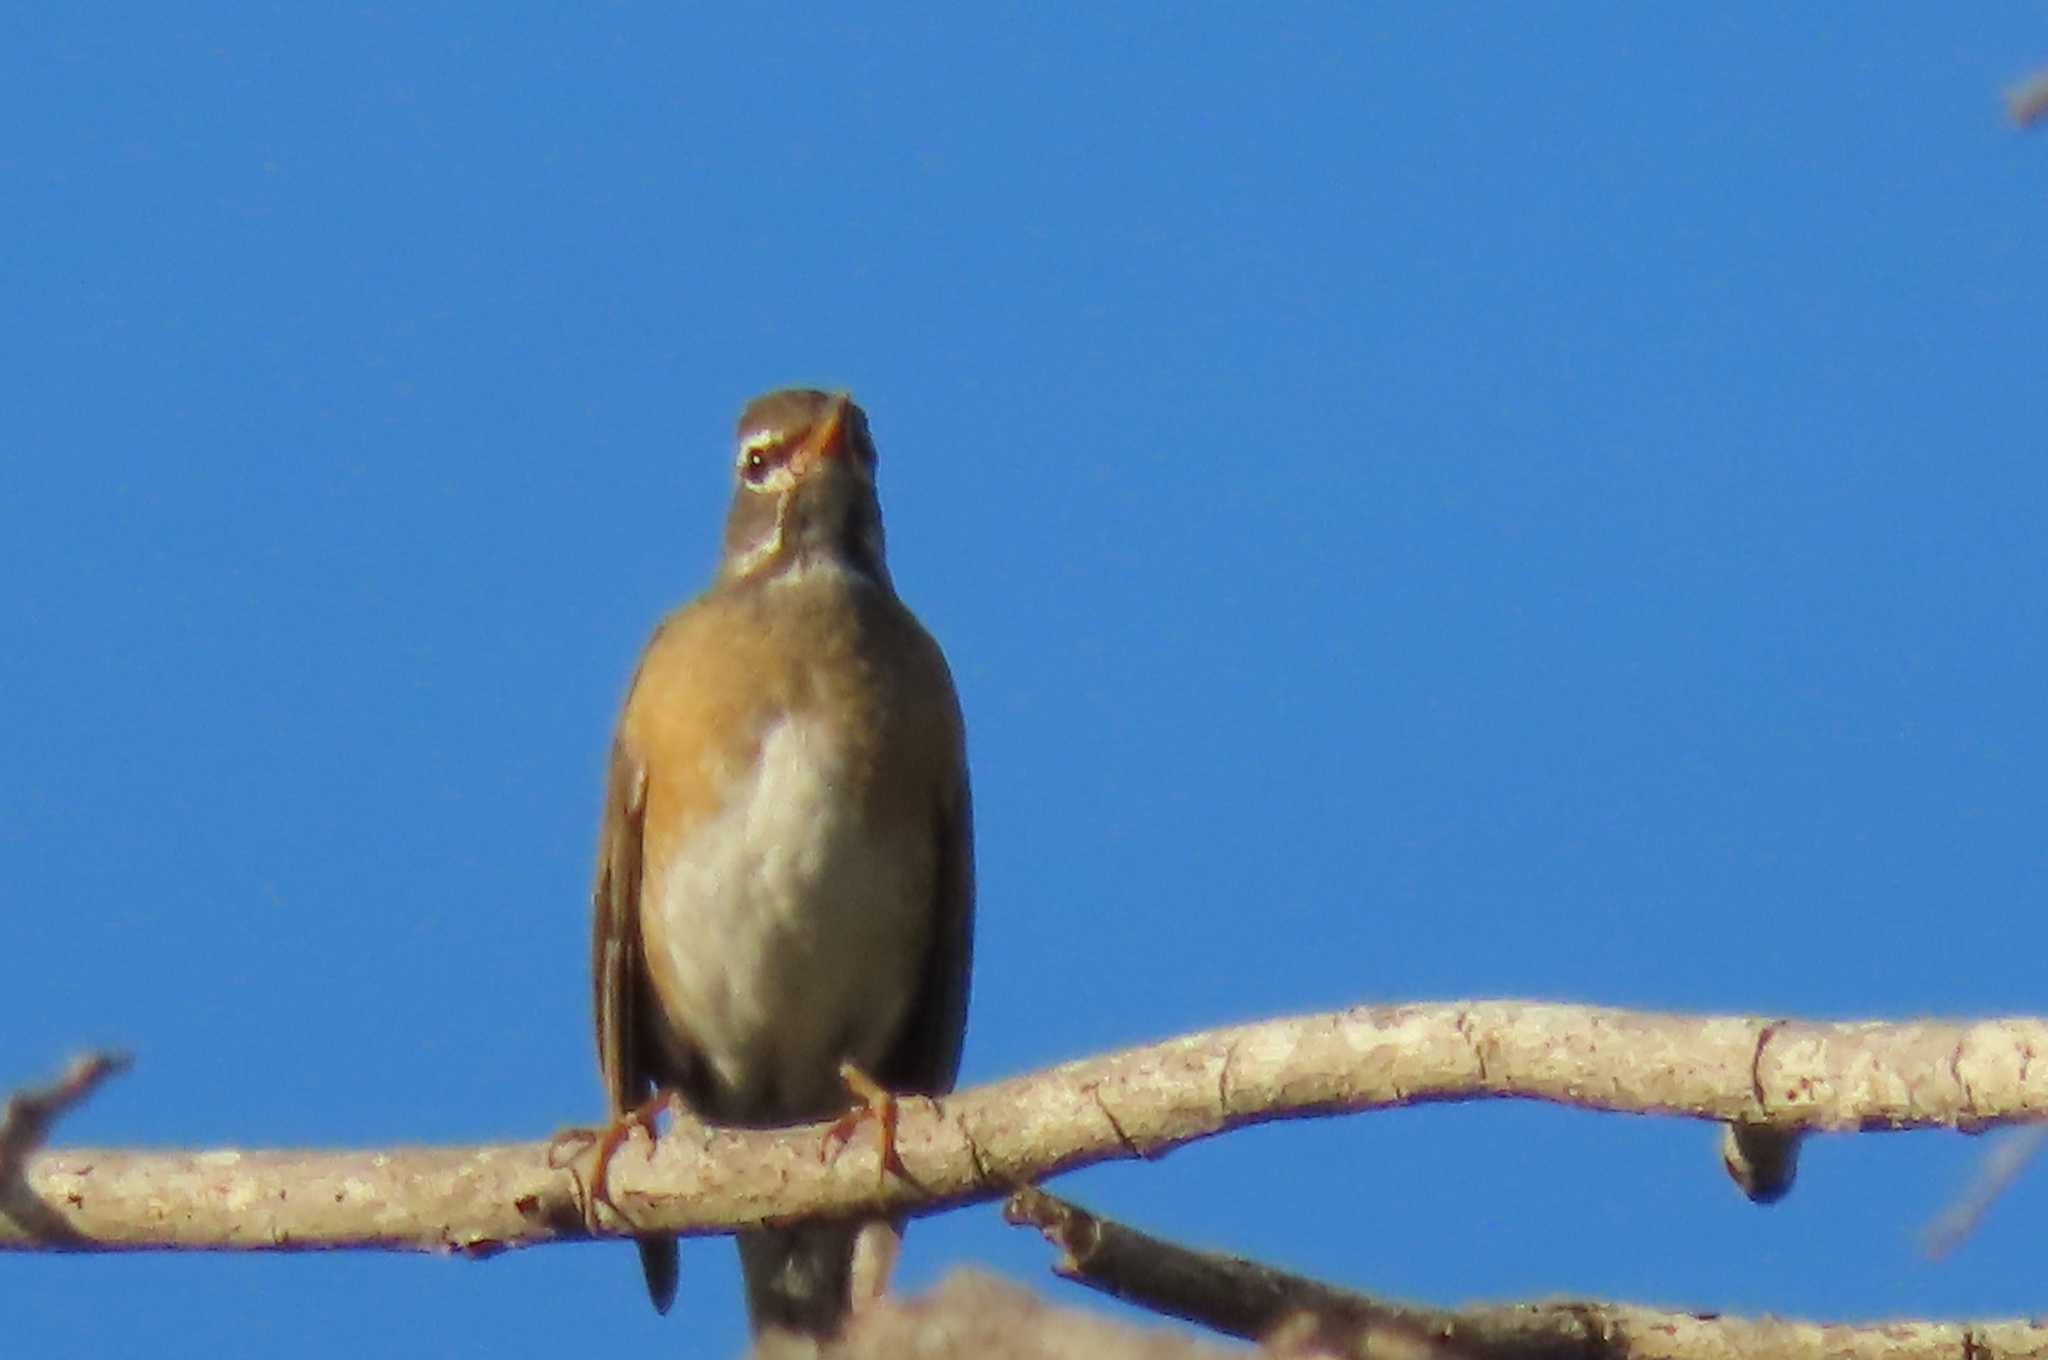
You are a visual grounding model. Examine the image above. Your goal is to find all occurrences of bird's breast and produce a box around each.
[639,711,934,1123]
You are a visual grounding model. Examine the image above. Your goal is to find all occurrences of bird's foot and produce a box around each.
[821,1061,906,1188]
[547,1090,671,1229]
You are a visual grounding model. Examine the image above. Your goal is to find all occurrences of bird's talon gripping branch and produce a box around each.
[550,1091,671,1227]
[821,1060,904,1187]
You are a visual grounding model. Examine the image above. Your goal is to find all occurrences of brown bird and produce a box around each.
[590,389,974,1339]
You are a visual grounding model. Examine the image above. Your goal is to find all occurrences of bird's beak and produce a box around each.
[793,392,853,469]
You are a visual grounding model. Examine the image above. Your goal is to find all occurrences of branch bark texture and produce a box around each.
[5,1001,2045,1254]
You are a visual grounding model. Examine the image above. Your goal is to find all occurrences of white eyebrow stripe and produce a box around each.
[738,428,787,455]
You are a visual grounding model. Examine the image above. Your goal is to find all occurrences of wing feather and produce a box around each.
[591,739,679,1313]
[875,759,975,1096]
[592,742,649,1117]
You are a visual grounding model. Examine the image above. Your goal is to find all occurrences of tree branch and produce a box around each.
[5,1000,2046,1254]
[1002,1187,2048,1360]
[0,1050,129,1183]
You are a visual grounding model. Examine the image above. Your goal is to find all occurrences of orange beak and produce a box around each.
[793,391,853,470]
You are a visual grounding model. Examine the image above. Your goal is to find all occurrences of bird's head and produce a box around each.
[718,389,888,587]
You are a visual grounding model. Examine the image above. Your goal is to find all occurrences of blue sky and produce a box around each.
[5,7,2045,1356]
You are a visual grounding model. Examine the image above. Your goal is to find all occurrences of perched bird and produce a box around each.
[590,389,974,1339]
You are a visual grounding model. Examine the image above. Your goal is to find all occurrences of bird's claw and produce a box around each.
[821,1061,906,1188]
[549,1092,670,1229]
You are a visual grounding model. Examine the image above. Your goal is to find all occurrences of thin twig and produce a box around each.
[1004,1187,2048,1360]
[1922,1125,2048,1258]
[0,1051,131,1181]
[1002,1185,1451,1350]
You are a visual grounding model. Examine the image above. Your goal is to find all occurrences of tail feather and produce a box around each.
[638,1236,679,1315]
[736,1219,902,1339]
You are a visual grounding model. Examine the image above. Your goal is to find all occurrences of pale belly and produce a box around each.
[641,714,933,1122]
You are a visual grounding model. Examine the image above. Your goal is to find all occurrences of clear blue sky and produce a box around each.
[5,8,2045,1356]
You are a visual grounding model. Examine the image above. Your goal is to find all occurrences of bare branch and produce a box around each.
[1004,1188,2048,1360]
[0,1051,130,1180]
[5,1001,2047,1255]
[1003,1185,1442,1347]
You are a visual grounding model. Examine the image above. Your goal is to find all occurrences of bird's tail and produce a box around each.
[736,1218,902,1339]
[638,1236,679,1314]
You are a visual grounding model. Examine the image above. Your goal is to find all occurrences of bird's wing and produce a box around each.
[876,742,975,1097]
[592,737,649,1120]
[591,731,681,1314]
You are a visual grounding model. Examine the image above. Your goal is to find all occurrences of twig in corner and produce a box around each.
[1923,1124,2048,1258]
[1000,1185,1468,1356]
[0,1051,133,1181]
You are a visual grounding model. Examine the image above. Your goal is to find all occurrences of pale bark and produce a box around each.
[6,1002,2045,1253]
[8,1002,2048,1360]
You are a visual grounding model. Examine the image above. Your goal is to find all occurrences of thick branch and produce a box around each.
[5,1001,2046,1254]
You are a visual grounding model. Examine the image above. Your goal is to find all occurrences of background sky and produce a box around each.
[5,7,2046,1357]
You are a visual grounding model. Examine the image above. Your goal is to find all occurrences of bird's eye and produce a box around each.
[741,449,771,485]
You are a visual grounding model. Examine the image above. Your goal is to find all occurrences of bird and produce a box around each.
[589,388,974,1339]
